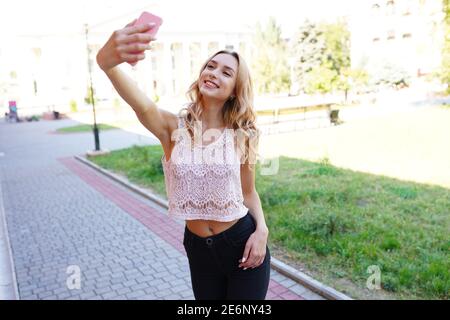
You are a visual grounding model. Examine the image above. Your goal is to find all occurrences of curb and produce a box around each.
[75,155,353,300]
[75,155,168,209]
[270,259,352,300]
[0,173,20,300]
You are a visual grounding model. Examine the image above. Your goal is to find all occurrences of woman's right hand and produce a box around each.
[96,20,156,71]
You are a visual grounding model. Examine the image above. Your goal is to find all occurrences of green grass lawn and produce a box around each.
[56,123,118,133]
[89,144,450,299]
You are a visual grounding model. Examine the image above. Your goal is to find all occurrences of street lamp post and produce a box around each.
[84,23,100,151]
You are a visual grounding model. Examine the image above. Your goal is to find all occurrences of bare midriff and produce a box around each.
[186,219,240,237]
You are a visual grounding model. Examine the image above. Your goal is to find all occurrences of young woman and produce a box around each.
[96,21,270,300]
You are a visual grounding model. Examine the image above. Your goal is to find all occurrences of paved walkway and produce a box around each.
[0,118,322,300]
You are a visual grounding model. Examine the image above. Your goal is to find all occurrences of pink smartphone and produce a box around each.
[128,12,162,65]
[132,11,163,37]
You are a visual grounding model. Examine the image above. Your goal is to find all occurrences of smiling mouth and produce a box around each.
[204,80,219,89]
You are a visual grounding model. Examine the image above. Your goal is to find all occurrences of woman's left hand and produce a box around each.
[239,228,269,270]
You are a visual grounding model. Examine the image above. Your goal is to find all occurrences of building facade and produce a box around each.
[1,24,253,116]
[349,0,444,78]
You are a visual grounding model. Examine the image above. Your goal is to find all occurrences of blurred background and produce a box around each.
[0,0,447,116]
[1,0,449,300]
[0,0,450,186]
[2,0,449,187]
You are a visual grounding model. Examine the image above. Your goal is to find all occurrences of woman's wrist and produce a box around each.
[256,224,269,236]
[96,50,116,73]
[103,66,118,77]
[98,61,116,75]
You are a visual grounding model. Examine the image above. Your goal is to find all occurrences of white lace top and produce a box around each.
[161,116,248,221]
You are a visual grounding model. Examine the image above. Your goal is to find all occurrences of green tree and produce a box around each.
[337,67,369,100]
[320,20,351,74]
[291,21,326,93]
[291,20,352,95]
[252,17,291,94]
[304,61,338,94]
[369,61,411,89]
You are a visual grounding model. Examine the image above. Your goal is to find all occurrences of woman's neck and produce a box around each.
[200,98,225,129]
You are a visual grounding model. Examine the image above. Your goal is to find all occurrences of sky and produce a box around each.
[0,0,361,39]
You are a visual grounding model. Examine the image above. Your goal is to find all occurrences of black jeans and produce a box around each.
[183,212,271,300]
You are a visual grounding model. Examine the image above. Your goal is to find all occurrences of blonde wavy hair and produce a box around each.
[180,50,260,166]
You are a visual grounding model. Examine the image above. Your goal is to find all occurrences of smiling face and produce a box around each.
[198,53,238,103]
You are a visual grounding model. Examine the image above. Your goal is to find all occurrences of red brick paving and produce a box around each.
[60,156,306,300]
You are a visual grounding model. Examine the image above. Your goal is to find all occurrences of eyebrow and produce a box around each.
[209,59,236,74]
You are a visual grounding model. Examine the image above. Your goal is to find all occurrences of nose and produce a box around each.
[208,72,217,80]
[207,68,219,79]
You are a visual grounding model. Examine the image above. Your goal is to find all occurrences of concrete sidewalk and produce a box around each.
[0,118,323,300]
[0,173,18,299]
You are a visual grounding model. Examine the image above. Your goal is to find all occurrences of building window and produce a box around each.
[402,0,414,15]
[403,5,411,15]
[387,30,395,40]
[371,3,380,17]
[208,42,219,56]
[386,0,395,15]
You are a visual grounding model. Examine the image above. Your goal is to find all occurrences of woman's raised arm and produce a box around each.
[96,21,177,142]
